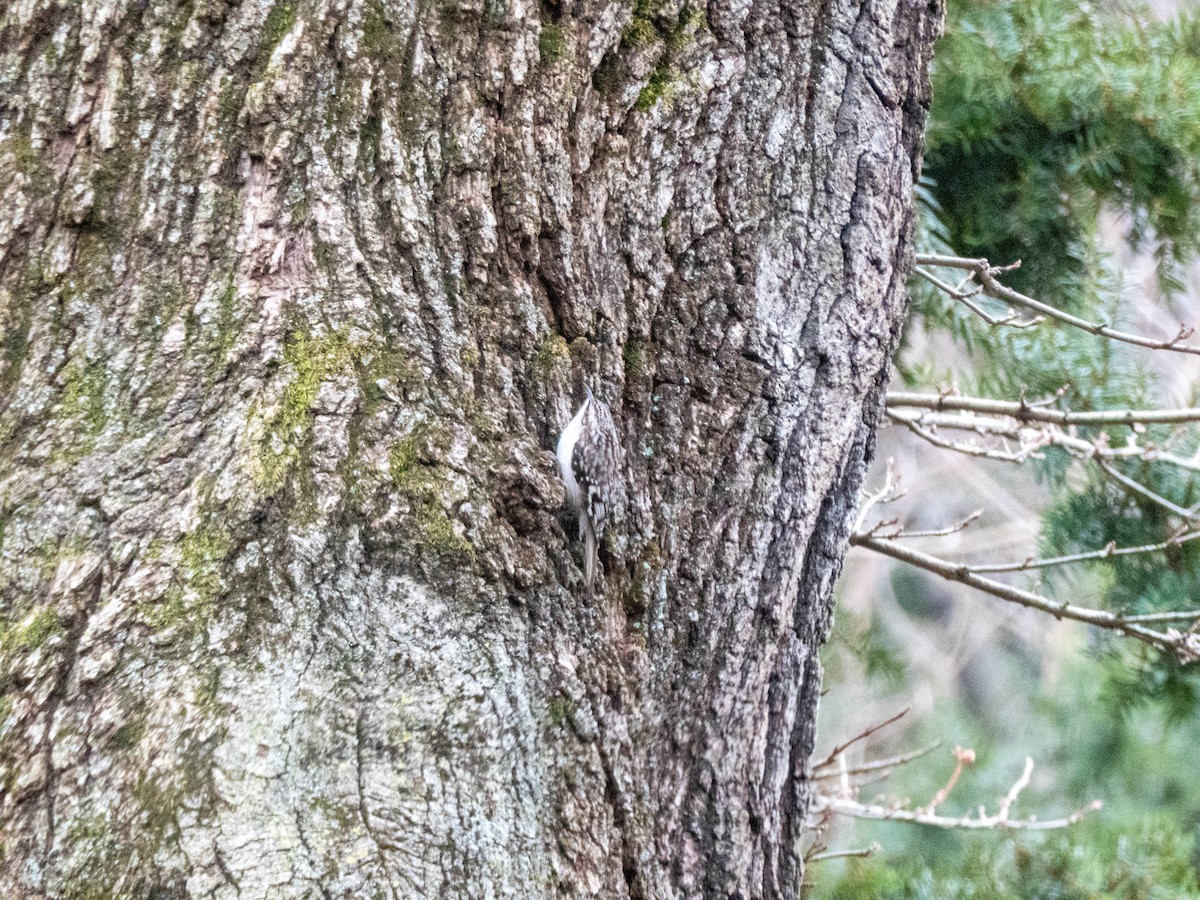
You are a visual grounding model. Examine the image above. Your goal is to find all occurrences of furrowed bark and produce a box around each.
[0,0,940,895]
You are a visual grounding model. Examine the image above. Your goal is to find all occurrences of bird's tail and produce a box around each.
[584,518,598,592]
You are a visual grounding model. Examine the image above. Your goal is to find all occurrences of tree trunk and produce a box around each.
[0,0,940,895]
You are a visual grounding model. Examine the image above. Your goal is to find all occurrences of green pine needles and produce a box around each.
[926,0,1200,300]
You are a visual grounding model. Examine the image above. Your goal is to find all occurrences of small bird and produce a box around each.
[556,388,622,590]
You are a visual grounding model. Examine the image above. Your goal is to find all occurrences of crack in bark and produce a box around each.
[38,542,106,863]
[599,742,644,900]
[213,843,242,896]
[353,702,399,900]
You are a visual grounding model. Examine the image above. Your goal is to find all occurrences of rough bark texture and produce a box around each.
[0,0,940,895]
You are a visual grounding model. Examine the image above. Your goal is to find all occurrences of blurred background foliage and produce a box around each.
[813,0,1200,895]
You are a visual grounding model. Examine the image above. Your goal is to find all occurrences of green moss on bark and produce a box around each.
[250,1,299,82]
[547,697,572,728]
[256,329,360,493]
[539,25,566,63]
[59,359,108,437]
[2,607,64,653]
[109,719,147,752]
[533,333,570,379]
[148,513,235,634]
[623,339,647,380]
[215,278,239,359]
[388,428,476,562]
[0,308,30,397]
[60,815,123,900]
[636,64,676,111]
[629,4,706,112]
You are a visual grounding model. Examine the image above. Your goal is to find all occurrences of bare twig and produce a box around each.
[1095,457,1200,521]
[887,409,1200,503]
[808,844,881,863]
[1119,610,1200,624]
[914,266,1043,328]
[887,409,1045,463]
[814,795,1102,832]
[920,746,975,815]
[916,254,1200,355]
[878,512,983,540]
[850,534,1200,662]
[886,392,1200,427]
[812,708,911,771]
[1141,450,1200,473]
[885,409,1067,446]
[965,529,1200,573]
[801,808,835,867]
[996,757,1034,822]
[854,458,906,534]
[813,740,943,779]
[812,752,1099,832]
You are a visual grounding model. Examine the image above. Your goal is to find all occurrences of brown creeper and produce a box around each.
[556,388,623,590]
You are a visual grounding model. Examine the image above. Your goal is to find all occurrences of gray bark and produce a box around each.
[0,0,940,896]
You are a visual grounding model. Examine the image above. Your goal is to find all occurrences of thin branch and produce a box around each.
[812,741,943,779]
[815,795,1102,832]
[885,409,1068,444]
[812,708,910,770]
[886,392,1200,427]
[915,254,1200,355]
[1095,457,1200,521]
[996,757,1034,822]
[1120,610,1200,624]
[920,746,975,815]
[1143,450,1200,473]
[966,529,1200,574]
[854,458,905,534]
[850,533,1200,662]
[878,511,982,540]
[811,746,1099,838]
[914,266,1043,328]
[914,265,981,300]
[808,845,881,863]
[887,409,1200,487]
[887,409,1043,463]
[802,808,833,862]
[813,752,1098,833]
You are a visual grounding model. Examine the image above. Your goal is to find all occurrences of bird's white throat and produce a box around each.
[556,400,587,510]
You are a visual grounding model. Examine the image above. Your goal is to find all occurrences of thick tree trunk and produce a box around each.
[0,0,939,895]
